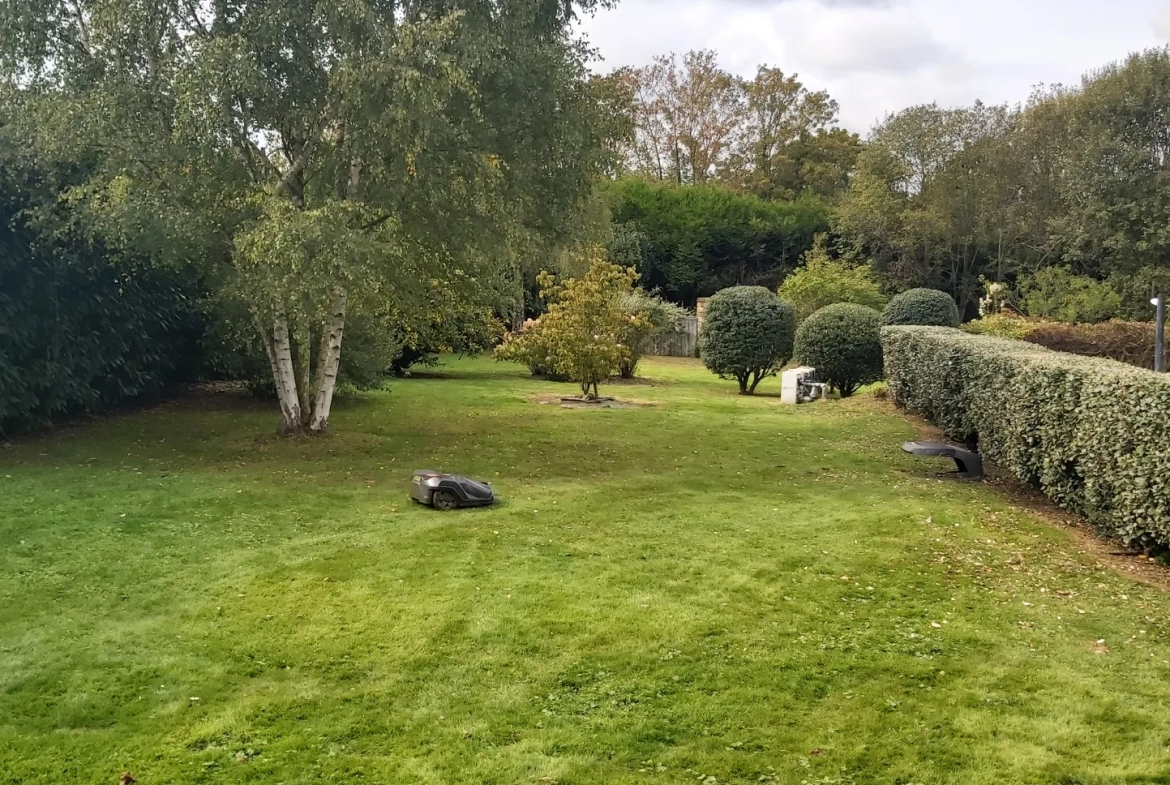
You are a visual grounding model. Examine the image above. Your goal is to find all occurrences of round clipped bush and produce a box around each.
[881,288,960,327]
[793,303,883,397]
[699,286,796,395]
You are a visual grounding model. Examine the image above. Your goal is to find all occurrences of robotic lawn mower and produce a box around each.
[410,470,496,511]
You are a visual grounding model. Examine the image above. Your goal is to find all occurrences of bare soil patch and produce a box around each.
[528,394,657,409]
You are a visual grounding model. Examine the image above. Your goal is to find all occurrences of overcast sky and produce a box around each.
[577,0,1170,134]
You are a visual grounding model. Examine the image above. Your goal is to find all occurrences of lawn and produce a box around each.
[2,356,1169,785]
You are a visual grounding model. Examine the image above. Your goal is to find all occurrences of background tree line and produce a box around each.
[837,48,1170,319]
[601,46,1170,325]
[598,49,860,201]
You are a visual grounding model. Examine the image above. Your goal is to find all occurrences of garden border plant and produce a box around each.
[495,255,645,400]
[882,326,1170,551]
[965,314,1165,370]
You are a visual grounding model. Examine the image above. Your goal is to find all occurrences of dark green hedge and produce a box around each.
[0,167,202,436]
[603,178,831,306]
[882,326,1170,550]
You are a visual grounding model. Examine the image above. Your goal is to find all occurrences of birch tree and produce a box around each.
[1,0,608,433]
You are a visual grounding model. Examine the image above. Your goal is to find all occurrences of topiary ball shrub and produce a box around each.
[793,303,883,397]
[699,286,796,395]
[881,288,960,327]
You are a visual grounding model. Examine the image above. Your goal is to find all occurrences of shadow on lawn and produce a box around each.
[404,367,533,382]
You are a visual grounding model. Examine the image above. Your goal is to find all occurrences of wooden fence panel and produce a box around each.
[649,315,699,358]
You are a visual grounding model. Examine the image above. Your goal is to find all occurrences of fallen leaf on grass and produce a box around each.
[1092,640,1109,655]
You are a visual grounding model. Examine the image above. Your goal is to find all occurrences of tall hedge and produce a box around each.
[882,326,1170,550]
[0,159,202,435]
[603,178,831,306]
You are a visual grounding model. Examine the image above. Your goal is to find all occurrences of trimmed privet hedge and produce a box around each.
[882,326,1170,550]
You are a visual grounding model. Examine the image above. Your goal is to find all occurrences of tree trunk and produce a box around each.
[512,260,525,331]
[293,319,312,426]
[309,291,348,433]
[270,313,304,433]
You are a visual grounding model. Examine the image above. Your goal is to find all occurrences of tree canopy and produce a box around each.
[836,48,1170,319]
[1,0,613,432]
[602,50,859,201]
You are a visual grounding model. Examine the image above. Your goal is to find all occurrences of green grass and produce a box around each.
[3,356,1170,785]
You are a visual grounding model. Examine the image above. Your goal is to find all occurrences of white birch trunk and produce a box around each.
[271,313,304,433]
[257,316,282,390]
[309,291,348,433]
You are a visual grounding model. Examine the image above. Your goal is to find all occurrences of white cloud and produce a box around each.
[778,5,956,77]
[1154,2,1170,39]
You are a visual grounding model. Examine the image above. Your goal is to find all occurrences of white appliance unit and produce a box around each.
[780,366,829,405]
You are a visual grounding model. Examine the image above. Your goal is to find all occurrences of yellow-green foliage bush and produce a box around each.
[1019,266,1122,323]
[882,326,1170,550]
[961,314,1035,340]
[777,236,887,322]
[496,254,643,398]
